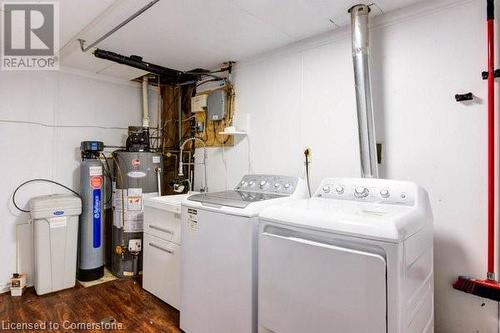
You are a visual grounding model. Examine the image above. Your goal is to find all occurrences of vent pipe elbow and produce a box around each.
[349,4,378,178]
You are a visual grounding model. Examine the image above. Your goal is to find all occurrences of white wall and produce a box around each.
[195,0,500,331]
[0,69,157,292]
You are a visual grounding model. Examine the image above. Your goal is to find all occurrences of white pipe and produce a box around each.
[350,4,378,178]
[142,76,150,128]
[156,167,162,195]
[178,137,208,192]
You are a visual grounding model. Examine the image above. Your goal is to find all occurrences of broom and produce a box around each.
[452,0,500,302]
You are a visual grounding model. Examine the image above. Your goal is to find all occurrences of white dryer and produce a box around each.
[180,174,308,333]
[258,177,434,333]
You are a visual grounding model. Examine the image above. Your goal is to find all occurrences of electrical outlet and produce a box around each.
[193,121,204,133]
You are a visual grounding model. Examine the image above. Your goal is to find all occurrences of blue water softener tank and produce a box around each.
[78,141,105,281]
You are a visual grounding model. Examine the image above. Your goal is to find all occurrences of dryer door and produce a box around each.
[259,230,387,333]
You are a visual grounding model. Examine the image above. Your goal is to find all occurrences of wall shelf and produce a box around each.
[218,131,247,136]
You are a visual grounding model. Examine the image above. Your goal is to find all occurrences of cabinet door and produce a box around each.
[143,233,180,309]
[144,207,181,244]
[259,231,387,333]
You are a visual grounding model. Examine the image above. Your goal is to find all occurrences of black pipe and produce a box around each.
[93,49,200,84]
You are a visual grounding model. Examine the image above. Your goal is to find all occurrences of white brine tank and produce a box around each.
[30,194,82,295]
[257,177,434,333]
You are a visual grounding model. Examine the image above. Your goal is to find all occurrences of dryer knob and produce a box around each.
[354,186,369,198]
[260,180,267,188]
[380,189,390,198]
[322,186,331,193]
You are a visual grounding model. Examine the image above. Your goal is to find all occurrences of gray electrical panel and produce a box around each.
[207,90,226,121]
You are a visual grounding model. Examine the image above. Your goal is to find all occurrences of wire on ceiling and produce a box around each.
[0,119,128,130]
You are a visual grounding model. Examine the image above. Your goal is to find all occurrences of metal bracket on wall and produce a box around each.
[455,92,474,102]
[376,143,383,165]
[482,69,500,79]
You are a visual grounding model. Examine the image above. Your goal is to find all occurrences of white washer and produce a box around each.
[258,178,434,333]
[180,174,308,333]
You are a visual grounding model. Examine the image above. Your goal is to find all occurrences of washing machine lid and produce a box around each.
[184,174,308,215]
[260,197,430,243]
[187,190,285,209]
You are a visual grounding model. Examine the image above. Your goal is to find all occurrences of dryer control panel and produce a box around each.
[235,174,300,196]
[314,178,419,206]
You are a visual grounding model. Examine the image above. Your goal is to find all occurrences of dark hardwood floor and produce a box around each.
[0,279,181,332]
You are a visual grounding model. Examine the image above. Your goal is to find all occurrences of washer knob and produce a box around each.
[335,186,345,194]
[322,186,331,193]
[380,189,390,198]
[241,181,248,187]
[249,181,255,186]
[284,183,290,189]
[274,183,281,188]
[260,180,267,188]
[354,186,369,198]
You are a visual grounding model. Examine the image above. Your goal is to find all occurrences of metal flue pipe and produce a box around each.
[349,4,378,178]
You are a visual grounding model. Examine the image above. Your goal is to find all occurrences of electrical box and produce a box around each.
[128,239,142,252]
[191,95,207,113]
[207,90,226,121]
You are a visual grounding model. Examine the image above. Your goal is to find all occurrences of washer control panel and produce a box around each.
[235,174,299,196]
[314,178,417,206]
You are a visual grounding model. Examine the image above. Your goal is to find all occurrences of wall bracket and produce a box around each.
[482,69,500,80]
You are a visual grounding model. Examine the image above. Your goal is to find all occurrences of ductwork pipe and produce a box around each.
[142,76,150,128]
[349,4,378,178]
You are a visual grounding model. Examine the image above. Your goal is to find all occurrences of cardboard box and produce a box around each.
[10,273,26,297]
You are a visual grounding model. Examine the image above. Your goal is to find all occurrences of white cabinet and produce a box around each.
[144,207,181,244]
[143,233,181,309]
[143,194,193,309]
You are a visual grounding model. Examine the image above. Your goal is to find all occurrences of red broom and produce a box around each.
[453,0,500,302]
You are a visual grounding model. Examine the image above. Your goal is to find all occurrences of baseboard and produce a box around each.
[0,282,10,294]
[0,282,34,295]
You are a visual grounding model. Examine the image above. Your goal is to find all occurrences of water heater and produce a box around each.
[111,127,163,278]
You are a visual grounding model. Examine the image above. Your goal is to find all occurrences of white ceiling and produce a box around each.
[59,0,427,81]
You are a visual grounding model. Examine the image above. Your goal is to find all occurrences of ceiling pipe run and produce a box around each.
[93,49,200,84]
[78,0,161,52]
[349,4,378,178]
